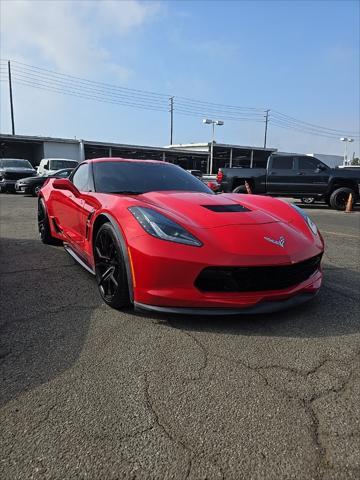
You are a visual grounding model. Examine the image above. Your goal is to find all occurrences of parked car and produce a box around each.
[38,157,324,314]
[0,158,37,193]
[37,158,78,176]
[217,154,360,210]
[15,167,74,196]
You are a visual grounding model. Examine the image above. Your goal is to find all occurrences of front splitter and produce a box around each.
[134,291,319,316]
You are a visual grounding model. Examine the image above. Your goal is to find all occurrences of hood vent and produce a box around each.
[202,204,251,213]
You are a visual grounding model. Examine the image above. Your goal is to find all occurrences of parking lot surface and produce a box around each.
[1,194,359,480]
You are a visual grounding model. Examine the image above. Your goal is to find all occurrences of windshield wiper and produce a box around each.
[109,191,143,195]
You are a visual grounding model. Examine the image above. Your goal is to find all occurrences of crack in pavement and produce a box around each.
[213,350,360,480]
[144,372,193,480]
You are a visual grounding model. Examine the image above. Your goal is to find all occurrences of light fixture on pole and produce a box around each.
[340,137,354,166]
[203,119,224,174]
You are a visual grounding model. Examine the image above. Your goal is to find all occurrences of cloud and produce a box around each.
[0,0,160,78]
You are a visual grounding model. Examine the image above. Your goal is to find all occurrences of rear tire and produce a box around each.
[329,187,356,210]
[94,223,130,309]
[38,198,61,245]
[233,185,247,194]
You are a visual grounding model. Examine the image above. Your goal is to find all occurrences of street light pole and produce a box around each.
[210,121,215,175]
[340,137,354,166]
[263,109,270,148]
[203,118,224,175]
[8,60,15,135]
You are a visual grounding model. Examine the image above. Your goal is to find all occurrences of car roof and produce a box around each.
[42,158,77,161]
[86,157,170,165]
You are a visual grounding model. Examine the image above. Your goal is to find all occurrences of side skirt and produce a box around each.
[64,243,95,275]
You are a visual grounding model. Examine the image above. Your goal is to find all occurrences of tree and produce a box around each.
[351,157,360,166]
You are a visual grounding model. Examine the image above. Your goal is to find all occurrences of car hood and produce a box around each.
[1,167,36,174]
[137,191,287,228]
[17,175,40,183]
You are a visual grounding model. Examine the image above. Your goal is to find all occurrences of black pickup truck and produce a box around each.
[217,154,360,210]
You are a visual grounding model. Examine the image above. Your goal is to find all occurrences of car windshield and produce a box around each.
[93,161,213,194]
[49,160,78,170]
[0,159,33,169]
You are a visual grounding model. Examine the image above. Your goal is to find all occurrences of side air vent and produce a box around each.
[202,204,250,213]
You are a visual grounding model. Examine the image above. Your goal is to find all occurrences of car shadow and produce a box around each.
[0,237,100,406]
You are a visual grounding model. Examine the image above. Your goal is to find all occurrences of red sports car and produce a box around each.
[38,158,324,314]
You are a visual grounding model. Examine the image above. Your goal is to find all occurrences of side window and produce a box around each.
[271,156,294,170]
[298,157,319,170]
[72,163,91,192]
[57,170,69,178]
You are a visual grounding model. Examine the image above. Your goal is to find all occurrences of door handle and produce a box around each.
[269,172,276,175]
[297,172,304,175]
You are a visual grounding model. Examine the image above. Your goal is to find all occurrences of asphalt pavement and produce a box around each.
[0,194,359,480]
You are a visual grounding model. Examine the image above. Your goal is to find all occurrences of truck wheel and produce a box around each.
[301,197,315,204]
[233,185,247,194]
[329,187,356,210]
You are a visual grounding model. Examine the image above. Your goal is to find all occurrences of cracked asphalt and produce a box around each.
[0,195,359,480]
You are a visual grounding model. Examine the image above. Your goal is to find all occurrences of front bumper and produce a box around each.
[128,227,324,311]
[15,182,32,193]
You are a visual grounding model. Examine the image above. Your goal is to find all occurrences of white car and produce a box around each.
[37,158,78,176]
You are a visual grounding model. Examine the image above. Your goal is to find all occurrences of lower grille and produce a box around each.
[195,254,322,292]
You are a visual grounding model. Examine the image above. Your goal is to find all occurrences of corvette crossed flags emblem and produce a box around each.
[264,236,286,248]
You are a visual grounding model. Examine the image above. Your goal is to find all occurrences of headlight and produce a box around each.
[291,204,318,235]
[129,207,202,247]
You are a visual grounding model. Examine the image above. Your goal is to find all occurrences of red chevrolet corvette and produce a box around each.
[38,158,324,314]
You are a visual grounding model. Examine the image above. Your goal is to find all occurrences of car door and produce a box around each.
[52,163,91,251]
[294,156,330,195]
[266,155,297,194]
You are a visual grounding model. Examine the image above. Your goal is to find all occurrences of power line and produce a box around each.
[1,58,358,140]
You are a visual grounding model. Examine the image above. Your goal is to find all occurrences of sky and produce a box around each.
[0,0,359,157]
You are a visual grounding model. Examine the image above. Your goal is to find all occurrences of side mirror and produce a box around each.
[53,178,80,197]
[44,164,48,170]
[316,164,326,171]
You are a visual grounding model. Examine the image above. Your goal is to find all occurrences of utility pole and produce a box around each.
[169,96,174,145]
[8,60,15,135]
[263,109,269,148]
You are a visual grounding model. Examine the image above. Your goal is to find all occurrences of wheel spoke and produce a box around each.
[100,266,115,286]
[110,273,118,288]
[95,246,110,261]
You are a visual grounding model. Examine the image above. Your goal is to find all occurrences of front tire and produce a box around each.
[94,223,130,309]
[329,187,357,210]
[38,198,61,245]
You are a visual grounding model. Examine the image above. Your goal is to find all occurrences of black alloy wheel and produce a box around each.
[94,223,130,309]
[38,198,61,245]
